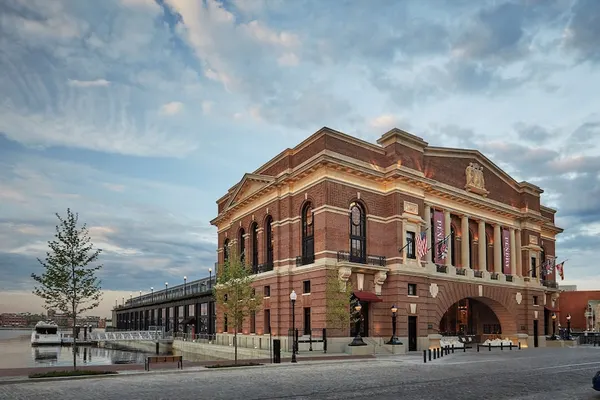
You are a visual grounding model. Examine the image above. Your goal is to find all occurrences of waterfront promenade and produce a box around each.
[1,347,599,399]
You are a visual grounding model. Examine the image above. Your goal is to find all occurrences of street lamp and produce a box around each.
[151,287,154,302]
[139,290,142,301]
[567,314,572,340]
[184,276,187,296]
[349,302,367,346]
[209,268,212,289]
[386,304,402,345]
[165,282,168,299]
[290,290,297,363]
[552,312,557,340]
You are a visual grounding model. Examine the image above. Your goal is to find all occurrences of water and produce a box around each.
[0,329,224,369]
[0,329,153,369]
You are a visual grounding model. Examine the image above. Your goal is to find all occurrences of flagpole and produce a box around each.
[398,227,430,254]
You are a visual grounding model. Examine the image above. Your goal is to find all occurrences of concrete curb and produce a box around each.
[0,355,377,385]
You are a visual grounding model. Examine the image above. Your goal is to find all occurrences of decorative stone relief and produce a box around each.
[430,283,439,298]
[534,311,538,320]
[478,285,483,297]
[465,162,489,196]
[410,304,417,314]
[515,292,522,305]
[529,235,538,245]
[551,292,560,308]
[403,201,419,215]
[356,273,365,291]
[374,271,387,296]
[338,267,352,292]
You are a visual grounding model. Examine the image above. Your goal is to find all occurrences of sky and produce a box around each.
[0,0,599,318]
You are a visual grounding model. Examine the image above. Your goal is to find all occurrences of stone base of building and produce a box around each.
[545,338,577,348]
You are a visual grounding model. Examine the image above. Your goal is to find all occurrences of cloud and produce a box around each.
[68,79,111,87]
[160,101,185,116]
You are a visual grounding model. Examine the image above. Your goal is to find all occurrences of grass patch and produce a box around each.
[29,370,118,379]
[205,362,263,369]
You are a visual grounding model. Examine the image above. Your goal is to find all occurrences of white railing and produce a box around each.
[89,330,165,342]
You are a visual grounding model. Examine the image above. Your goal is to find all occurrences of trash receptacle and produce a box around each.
[273,339,281,363]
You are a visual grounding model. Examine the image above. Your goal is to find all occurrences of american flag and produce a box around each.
[438,236,449,259]
[416,231,428,259]
[555,261,565,280]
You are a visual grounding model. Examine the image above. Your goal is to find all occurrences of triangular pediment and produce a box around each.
[225,173,275,209]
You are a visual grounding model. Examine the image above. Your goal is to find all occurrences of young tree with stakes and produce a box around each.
[31,209,103,371]
[325,267,354,336]
[213,247,261,364]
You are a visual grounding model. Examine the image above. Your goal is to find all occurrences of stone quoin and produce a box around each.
[210,127,563,351]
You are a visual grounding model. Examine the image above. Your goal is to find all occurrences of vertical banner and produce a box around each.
[433,210,445,264]
[502,228,511,275]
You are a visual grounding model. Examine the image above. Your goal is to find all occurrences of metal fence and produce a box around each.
[287,328,327,353]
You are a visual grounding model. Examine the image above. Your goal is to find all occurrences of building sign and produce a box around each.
[433,210,445,264]
[502,228,511,275]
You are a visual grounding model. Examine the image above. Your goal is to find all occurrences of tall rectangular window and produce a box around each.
[406,231,416,259]
[531,257,537,278]
[264,309,271,334]
[303,307,311,335]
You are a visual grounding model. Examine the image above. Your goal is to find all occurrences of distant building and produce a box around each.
[560,285,577,292]
[559,290,600,331]
[0,313,27,326]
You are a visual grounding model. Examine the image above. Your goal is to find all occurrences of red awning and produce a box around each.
[353,291,383,303]
[545,306,560,313]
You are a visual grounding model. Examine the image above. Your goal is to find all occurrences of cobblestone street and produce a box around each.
[2,347,600,399]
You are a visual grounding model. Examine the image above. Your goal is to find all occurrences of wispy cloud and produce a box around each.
[68,79,111,87]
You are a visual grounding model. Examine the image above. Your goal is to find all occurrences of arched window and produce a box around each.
[223,239,229,262]
[450,225,456,266]
[239,228,245,263]
[265,216,273,266]
[301,203,314,264]
[468,230,474,269]
[251,222,259,268]
[349,202,366,263]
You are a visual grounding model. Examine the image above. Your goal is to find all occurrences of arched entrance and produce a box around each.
[438,297,517,340]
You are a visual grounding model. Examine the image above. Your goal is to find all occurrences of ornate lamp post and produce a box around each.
[386,304,402,345]
[567,314,572,340]
[184,276,187,296]
[290,290,297,363]
[151,287,154,302]
[209,268,212,289]
[551,312,557,340]
[165,282,168,299]
[349,302,367,346]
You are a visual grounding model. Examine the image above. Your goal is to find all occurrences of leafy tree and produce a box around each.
[31,209,103,371]
[325,267,354,336]
[213,247,262,364]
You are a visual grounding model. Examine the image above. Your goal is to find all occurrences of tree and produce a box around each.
[325,267,354,336]
[31,209,103,371]
[213,247,262,364]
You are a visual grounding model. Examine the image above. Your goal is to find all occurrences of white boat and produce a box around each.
[31,321,62,346]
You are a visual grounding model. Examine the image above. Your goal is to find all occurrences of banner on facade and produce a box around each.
[433,210,445,264]
[502,228,511,275]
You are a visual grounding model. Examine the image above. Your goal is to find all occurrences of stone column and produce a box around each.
[478,220,486,271]
[461,215,470,269]
[444,210,452,267]
[515,229,522,276]
[424,205,432,263]
[493,224,502,274]
[509,228,517,276]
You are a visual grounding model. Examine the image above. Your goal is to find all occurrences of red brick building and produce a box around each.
[210,127,563,351]
[0,313,27,326]
[559,291,600,332]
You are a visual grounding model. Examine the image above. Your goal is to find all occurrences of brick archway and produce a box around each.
[434,282,519,335]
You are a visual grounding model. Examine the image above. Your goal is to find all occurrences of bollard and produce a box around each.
[155,341,159,355]
[323,329,327,354]
[433,349,437,360]
[452,344,455,354]
[273,339,281,363]
[509,343,513,350]
[309,331,313,352]
[489,343,491,351]
[428,349,432,361]
[477,344,480,352]
[518,342,521,350]
[463,344,466,352]
[423,350,427,363]
[501,343,503,351]
[440,347,443,358]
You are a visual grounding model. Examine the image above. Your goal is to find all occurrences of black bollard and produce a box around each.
[509,343,513,350]
[440,347,443,358]
[463,344,466,352]
[155,341,159,355]
[452,344,455,354]
[428,349,432,361]
[433,349,437,359]
[501,343,503,351]
[477,344,480,352]
[489,343,491,351]
[518,342,521,350]
[424,350,427,363]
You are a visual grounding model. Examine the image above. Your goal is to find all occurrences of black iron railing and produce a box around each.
[336,251,386,267]
[436,264,447,273]
[490,273,499,280]
[296,255,315,266]
[456,268,466,276]
[505,275,513,282]
[542,280,558,289]
[252,263,274,274]
[474,270,484,278]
